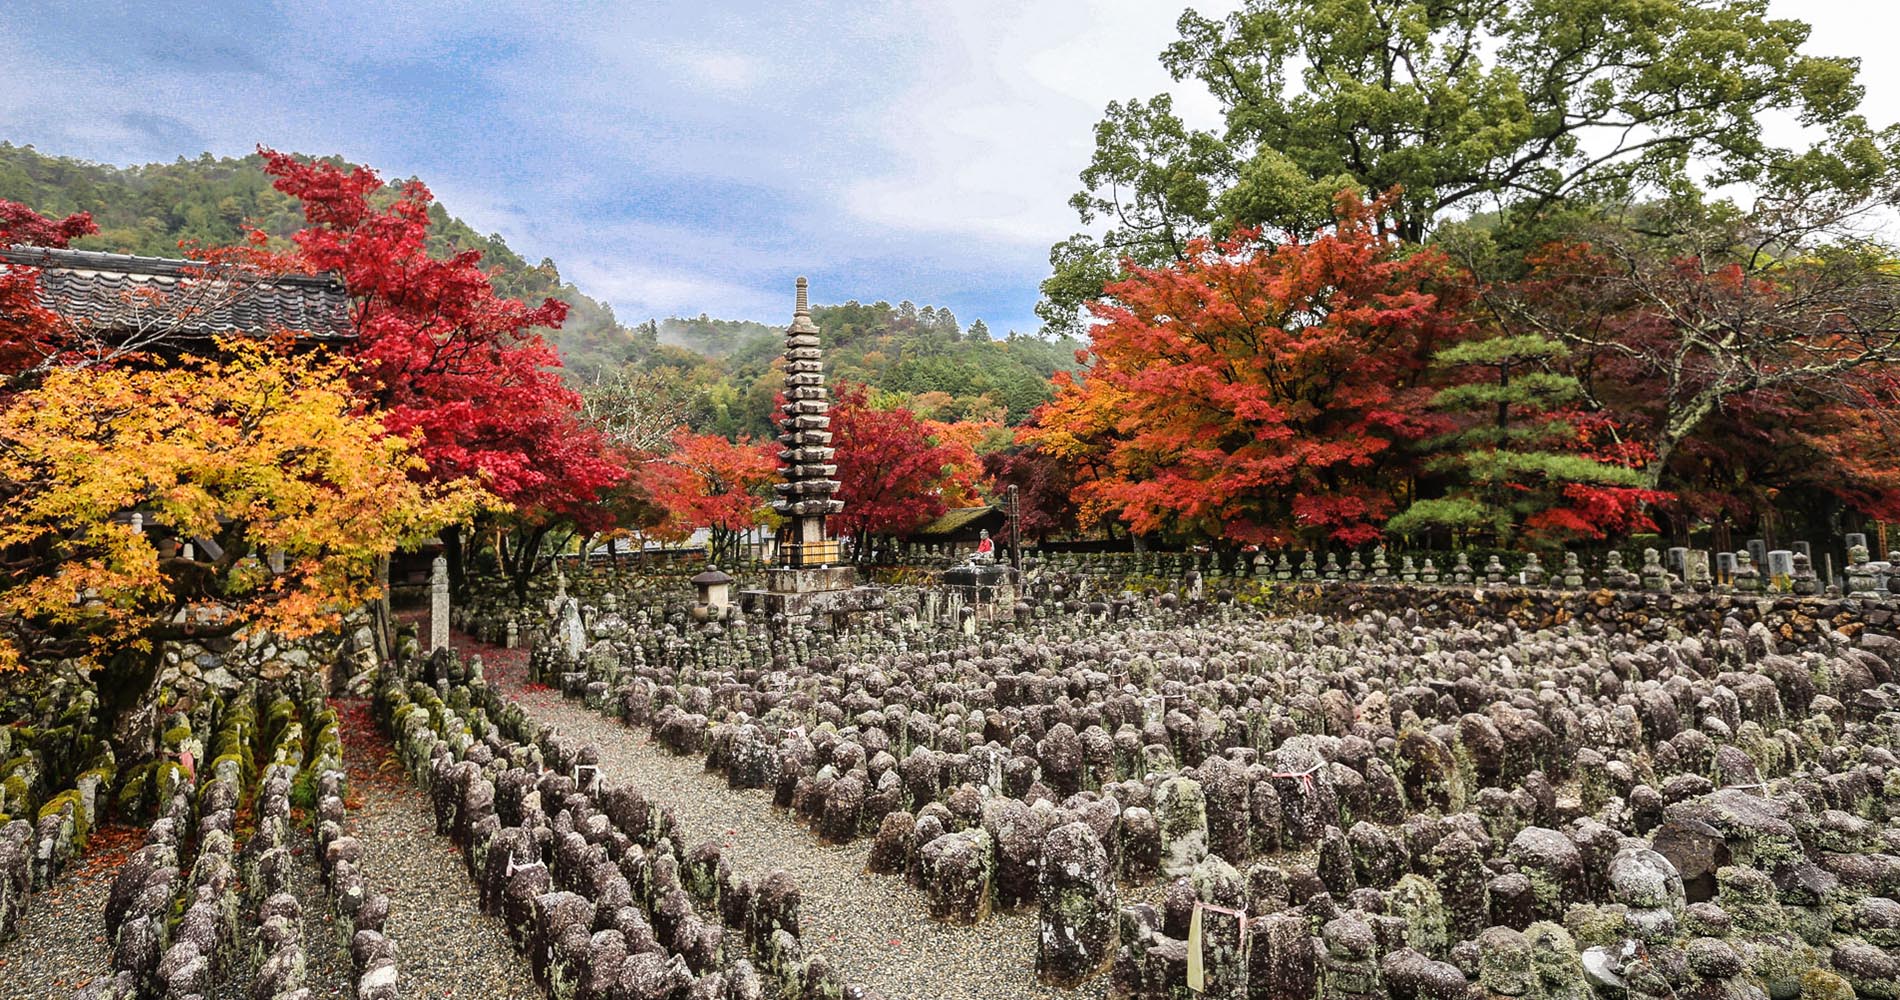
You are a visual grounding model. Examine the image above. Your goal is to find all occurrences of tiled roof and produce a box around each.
[912,505,1005,539]
[0,245,352,341]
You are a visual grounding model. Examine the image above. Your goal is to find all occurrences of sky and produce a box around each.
[1,1,1896,337]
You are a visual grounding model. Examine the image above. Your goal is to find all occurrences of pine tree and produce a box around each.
[1388,333,1657,543]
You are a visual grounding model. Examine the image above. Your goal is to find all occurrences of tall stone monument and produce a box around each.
[741,278,883,620]
[428,554,450,653]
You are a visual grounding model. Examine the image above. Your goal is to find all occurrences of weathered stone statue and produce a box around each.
[1639,548,1670,592]
[1521,552,1546,587]
[1846,542,1878,596]
[1451,551,1474,585]
[1036,822,1115,987]
[1790,552,1820,596]
[1603,550,1636,589]
[1560,551,1585,589]
[1732,550,1762,594]
[1684,550,1713,593]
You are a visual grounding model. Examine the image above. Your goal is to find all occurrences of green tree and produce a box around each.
[1387,333,1657,543]
[1041,0,1897,333]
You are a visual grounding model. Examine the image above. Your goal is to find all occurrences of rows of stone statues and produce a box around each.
[467,557,1900,1000]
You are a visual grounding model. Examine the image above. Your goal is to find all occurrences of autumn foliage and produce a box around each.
[1038,194,1468,545]
[828,382,986,543]
[258,151,625,527]
[0,153,632,671]
[0,199,97,380]
[0,341,482,670]
[635,429,777,564]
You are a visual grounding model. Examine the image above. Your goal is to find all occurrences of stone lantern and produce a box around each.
[692,566,735,621]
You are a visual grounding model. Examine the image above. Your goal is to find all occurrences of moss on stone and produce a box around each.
[37,788,85,848]
[1801,967,1856,1000]
[0,773,29,814]
[1561,902,1628,950]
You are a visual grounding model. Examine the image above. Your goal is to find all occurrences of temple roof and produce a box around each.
[911,505,1006,541]
[0,246,353,341]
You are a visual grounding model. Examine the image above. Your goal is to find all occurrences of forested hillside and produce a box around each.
[655,303,1077,438]
[0,143,1079,429]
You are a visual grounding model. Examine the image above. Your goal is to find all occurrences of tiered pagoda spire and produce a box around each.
[771,278,843,564]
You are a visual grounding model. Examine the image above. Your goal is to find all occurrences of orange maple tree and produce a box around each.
[635,429,777,565]
[1039,193,1469,546]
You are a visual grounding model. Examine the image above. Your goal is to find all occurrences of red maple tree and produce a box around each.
[258,150,626,592]
[0,200,97,381]
[828,382,985,551]
[982,442,1078,546]
[1046,192,1468,546]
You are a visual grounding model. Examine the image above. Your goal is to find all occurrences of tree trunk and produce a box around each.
[508,526,548,602]
[99,645,165,767]
[368,553,395,682]
[442,523,468,599]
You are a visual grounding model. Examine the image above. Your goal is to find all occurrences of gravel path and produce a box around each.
[466,633,1115,1000]
[334,697,541,1000]
[0,824,135,999]
[285,823,353,1000]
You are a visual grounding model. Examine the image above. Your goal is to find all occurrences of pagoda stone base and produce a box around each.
[739,582,886,621]
[764,564,860,594]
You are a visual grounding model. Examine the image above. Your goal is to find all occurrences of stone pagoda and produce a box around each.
[742,278,883,619]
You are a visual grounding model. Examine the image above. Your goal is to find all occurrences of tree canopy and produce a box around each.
[0,341,482,671]
[828,383,987,545]
[1037,194,1469,546]
[1042,0,1900,333]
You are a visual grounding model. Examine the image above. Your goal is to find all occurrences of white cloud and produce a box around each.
[7,0,1900,338]
[838,1,1236,248]
[671,49,760,96]
[563,257,779,321]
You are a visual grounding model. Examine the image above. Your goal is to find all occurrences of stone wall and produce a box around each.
[159,609,382,711]
[1279,582,1899,651]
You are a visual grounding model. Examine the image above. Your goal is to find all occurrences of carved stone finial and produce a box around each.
[790,277,818,334]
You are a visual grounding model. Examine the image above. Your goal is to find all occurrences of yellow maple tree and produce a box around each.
[0,340,489,672]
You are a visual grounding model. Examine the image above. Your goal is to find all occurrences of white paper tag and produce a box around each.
[1186,904,1204,992]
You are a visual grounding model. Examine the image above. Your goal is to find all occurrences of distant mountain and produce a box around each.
[0,143,1082,428]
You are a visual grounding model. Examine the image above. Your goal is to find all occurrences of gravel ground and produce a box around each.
[467,632,1126,1000]
[0,824,135,999]
[284,824,353,1000]
[334,697,541,1000]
